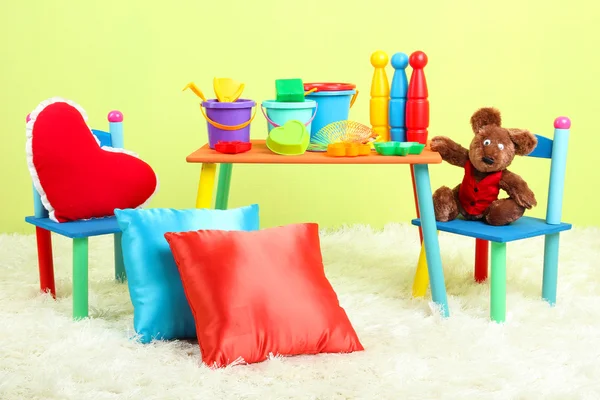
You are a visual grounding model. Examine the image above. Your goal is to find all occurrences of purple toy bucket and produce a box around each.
[200,99,257,149]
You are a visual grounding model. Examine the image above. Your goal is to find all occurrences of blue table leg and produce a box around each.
[413,164,449,317]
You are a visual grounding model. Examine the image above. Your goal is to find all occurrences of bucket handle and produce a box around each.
[199,103,258,131]
[260,103,318,128]
[309,88,360,108]
[349,90,359,108]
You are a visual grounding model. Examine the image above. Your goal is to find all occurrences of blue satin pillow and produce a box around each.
[114,205,260,343]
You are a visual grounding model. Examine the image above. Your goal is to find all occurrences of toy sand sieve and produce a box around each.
[200,99,257,149]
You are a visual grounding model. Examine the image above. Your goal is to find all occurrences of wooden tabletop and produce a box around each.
[186,140,442,165]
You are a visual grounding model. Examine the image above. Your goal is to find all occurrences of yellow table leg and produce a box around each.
[412,241,430,298]
[412,230,440,298]
[195,163,217,208]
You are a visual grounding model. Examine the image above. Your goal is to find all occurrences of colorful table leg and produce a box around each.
[490,241,507,322]
[410,164,427,298]
[412,241,429,298]
[413,164,449,317]
[72,237,89,320]
[542,232,560,305]
[215,163,233,210]
[35,227,56,298]
[195,163,217,209]
[114,232,126,282]
[410,165,442,299]
[410,166,423,243]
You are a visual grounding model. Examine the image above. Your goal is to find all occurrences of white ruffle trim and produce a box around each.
[25,97,159,222]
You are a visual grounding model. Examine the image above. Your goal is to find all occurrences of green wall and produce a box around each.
[1,0,597,233]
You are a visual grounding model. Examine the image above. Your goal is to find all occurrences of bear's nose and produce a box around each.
[482,156,495,165]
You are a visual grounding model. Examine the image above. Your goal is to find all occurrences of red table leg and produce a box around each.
[475,238,489,283]
[35,227,56,297]
[410,166,423,243]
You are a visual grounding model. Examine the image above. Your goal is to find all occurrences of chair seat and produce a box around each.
[25,216,121,239]
[411,216,572,243]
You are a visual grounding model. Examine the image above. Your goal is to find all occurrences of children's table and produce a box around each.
[186,139,450,316]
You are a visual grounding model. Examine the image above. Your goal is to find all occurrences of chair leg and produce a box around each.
[490,241,507,323]
[114,232,126,282]
[35,227,56,298]
[72,237,89,320]
[215,163,233,210]
[475,239,489,283]
[542,233,560,305]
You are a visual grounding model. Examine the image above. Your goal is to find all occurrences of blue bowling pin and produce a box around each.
[389,52,409,142]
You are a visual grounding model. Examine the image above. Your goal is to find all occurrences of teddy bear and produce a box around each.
[430,107,538,226]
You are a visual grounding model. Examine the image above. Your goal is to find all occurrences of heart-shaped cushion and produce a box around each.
[266,120,310,155]
[26,98,159,223]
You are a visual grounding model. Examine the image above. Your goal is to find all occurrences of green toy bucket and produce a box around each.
[261,100,318,136]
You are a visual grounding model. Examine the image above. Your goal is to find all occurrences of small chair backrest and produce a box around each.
[91,129,113,147]
[27,110,124,219]
[524,117,571,225]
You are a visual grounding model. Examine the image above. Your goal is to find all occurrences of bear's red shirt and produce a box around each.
[458,160,503,216]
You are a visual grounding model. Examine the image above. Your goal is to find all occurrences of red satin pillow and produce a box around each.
[164,223,363,368]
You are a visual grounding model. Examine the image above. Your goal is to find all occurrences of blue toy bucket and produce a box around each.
[304,82,358,135]
[261,100,318,135]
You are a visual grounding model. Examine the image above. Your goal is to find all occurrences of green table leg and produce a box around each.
[490,241,507,323]
[72,237,89,320]
[215,163,233,210]
[114,232,126,282]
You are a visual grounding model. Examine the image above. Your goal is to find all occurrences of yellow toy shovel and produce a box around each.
[182,82,207,101]
[213,78,245,102]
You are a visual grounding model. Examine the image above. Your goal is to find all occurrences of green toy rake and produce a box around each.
[308,120,379,152]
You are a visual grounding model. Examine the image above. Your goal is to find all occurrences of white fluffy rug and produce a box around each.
[1,224,600,400]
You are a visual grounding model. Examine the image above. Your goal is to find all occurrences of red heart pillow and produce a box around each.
[26,98,158,222]
[164,223,364,368]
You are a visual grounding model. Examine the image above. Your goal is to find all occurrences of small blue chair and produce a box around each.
[24,110,126,320]
[411,116,572,322]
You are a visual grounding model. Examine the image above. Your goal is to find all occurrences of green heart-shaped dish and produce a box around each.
[266,120,310,156]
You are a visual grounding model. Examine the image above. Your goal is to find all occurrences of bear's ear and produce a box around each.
[470,107,502,133]
[508,128,538,156]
